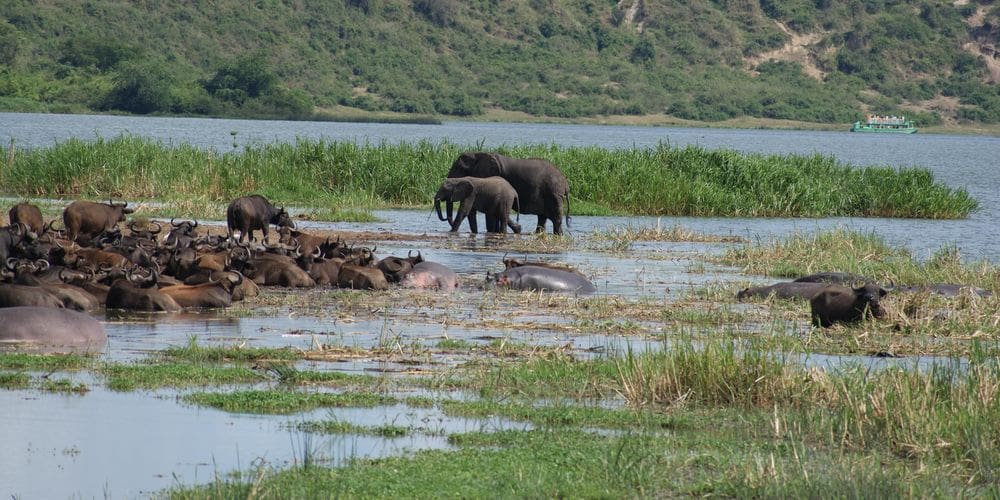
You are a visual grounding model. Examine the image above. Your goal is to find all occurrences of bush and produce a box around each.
[203,54,278,102]
[101,60,176,114]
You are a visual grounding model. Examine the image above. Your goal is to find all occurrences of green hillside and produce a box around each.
[2,0,999,126]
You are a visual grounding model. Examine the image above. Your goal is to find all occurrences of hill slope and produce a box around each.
[1,0,998,125]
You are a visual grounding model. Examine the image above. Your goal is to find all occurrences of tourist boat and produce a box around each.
[850,114,917,134]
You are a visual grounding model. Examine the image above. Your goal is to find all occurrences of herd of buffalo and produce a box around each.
[0,150,992,349]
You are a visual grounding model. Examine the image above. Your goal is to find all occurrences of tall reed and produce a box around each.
[1,137,977,218]
[616,338,1000,484]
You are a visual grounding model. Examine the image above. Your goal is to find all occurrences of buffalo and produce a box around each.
[226,195,294,243]
[9,202,44,234]
[63,200,134,243]
[810,283,887,327]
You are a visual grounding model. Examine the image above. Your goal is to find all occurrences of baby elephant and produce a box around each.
[435,176,521,234]
[810,283,887,327]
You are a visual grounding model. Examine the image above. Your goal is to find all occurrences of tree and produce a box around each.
[102,60,175,114]
[203,54,278,104]
[0,21,19,66]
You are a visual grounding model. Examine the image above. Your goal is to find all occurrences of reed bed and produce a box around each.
[1,137,977,218]
[616,338,1000,484]
[721,227,1000,289]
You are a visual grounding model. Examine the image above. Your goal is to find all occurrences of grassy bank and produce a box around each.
[1,137,977,219]
[164,338,999,498]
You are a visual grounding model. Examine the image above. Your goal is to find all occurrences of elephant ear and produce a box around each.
[481,153,503,176]
[454,179,475,199]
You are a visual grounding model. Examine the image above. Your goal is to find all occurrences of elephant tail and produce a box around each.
[565,191,571,229]
[514,196,520,223]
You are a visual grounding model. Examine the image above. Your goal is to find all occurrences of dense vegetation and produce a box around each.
[0,137,977,218]
[2,0,999,124]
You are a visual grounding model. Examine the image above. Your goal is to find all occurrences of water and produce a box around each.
[1,112,997,497]
[3,111,998,262]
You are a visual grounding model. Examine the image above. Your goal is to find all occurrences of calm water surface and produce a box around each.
[3,112,997,261]
[1,113,997,497]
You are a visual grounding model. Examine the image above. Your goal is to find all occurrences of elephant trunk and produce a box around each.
[434,198,449,222]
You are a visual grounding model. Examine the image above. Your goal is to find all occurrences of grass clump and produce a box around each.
[296,420,409,438]
[721,227,999,290]
[0,372,31,389]
[101,363,262,391]
[0,353,95,371]
[2,139,977,219]
[40,378,89,394]
[440,400,676,430]
[616,338,1000,485]
[161,338,301,363]
[182,389,397,414]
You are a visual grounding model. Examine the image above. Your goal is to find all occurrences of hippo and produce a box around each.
[401,262,459,291]
[810,283,887,328]
[736,282,829,301]
[493,265,596,294]
[794,272,872,284]
[0,307,107,353]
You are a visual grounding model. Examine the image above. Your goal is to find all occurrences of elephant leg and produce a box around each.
[507,217,521,234]
[467,212,478,234]
[551,213,563,235]
[534,215,547,234]
[485,214,500,233]
[451,202,469,232]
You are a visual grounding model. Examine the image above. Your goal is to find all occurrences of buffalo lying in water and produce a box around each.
[811,283,887,327]
[0,306,106,352]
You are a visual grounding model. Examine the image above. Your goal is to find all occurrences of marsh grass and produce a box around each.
[296,420,409,438]
[616,337,1000,484]
[722,227,999,289]
[162,338,302,363]
[40,378,89,394]
[439,400,676,429]
[0,353,95,371]
[183,389,398,414]
[101,363,262,391]
[2,138,976,218]
[0,372,31,389]
[592,220,746,250]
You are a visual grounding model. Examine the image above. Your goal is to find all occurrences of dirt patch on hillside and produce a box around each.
[745,22,826,80]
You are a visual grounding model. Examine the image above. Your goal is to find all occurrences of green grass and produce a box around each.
[0,353,95,371]
[182,389,398,414]
[440,400,678,430]
[296,420,410,438]
[1,138,977,219]
[0,372,31,389]
[161,338,301,363]
[101,363,262,391]
[719,227,999,289]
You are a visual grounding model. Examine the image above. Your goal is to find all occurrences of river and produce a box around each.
[0,112,998,498]
[3,111,997,262]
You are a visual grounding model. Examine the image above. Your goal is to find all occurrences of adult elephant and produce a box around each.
[448,152,570,235]
[434,176,521,234]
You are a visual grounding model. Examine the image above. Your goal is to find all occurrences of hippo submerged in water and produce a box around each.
[0,307,107,353]
[492,265,596,294]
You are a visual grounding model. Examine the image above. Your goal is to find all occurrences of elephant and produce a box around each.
[434,176,521,234]
[448,152,570,234]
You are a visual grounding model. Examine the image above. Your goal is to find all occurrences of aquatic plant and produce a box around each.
[1,137,977,219]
